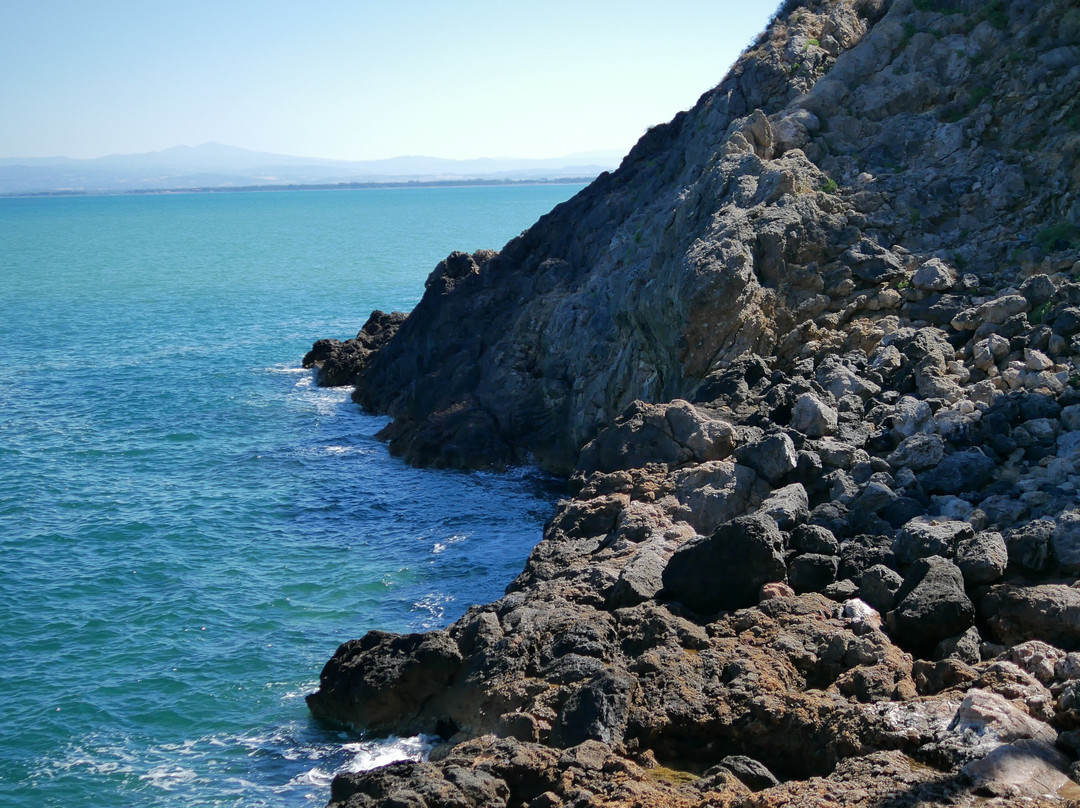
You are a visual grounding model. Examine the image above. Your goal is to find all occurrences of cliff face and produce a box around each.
[306,0,1080,805]
[328,0,1079,475]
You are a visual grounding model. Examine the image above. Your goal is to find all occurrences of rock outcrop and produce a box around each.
[305,0,1080,804]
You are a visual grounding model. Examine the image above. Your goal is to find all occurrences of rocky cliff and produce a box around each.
[305,0,1080,804]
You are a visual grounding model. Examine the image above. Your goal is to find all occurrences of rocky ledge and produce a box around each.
[304,0,1080,804]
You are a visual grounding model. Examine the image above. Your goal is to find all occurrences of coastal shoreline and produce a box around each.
[303,0,1080,804]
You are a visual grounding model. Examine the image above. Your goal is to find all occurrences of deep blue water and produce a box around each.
[0,185,581,807]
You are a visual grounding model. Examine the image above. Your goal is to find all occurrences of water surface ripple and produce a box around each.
[0,186,580,806]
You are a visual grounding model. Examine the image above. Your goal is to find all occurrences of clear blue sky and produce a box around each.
[0,1,779,161]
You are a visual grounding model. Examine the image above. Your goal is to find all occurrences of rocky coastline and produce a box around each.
[303,0,1080,804]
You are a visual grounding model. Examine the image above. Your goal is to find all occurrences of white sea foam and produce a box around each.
[412,592,454,628]
[287,734,435,790]
[264,364,310,375]
[138,763,201,791]
[431,533,467,554]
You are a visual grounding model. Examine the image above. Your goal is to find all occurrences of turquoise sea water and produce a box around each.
[0,185,582,807]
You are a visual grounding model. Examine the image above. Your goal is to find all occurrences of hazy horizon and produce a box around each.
[0,141,629,164]
[0,1,777,163]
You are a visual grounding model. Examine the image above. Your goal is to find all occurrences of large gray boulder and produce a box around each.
[757,483,809,530]
[892,517,973,565]
[734,433,797,485]
[661,514,786,613]
[918,450,996,495]
[955,531,1008,585]
[790,392,838,438]
[982,584,1080,650]
[577,399,735,474]
[886,556,974,655]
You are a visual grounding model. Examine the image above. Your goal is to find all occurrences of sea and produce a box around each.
[0,184,583,807]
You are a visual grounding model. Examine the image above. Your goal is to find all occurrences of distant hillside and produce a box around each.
[0,143,624,195]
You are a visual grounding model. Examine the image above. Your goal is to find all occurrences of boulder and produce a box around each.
[791,523,840,555]
[892,517,973,565]
[982,584,1080,649]
[734,433,797,485]
[934,627,982,665]
[788,553,839,594]
[790,392,838,437]
[1004,519,1056,573]
[955,531,1008,585]
[661,514,786,613]
[911,257,956,291]
[886,433,944,471]
[578,400,735,473]
[1053,510,1080,574]
[961,739,1071,799]
[890,396,934,439]
[918,450,996,495]
[859,564,903,613]
[886,557,974,655]
[757,483,809,530]
[715,755,780,791]
[306,629,463,734]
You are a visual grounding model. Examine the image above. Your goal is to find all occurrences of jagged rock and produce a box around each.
[790,391,838,437]
[757,483,809,530]
[302,310,406,387]
[1053,510,1080,574]
[791,523,839,555]
[1001,641,1066,687]
[304,0,1080,803]
[886,432,944,471]
[306,630,463,734]
[661,514,786,613]
[670,461,756,535]
[935,627,982,665]
[577,400,735,474]
[955,530,1008,585]
[1005,519,1056,573]
[886,556,974,655]
[839,534,895,583]
[734,433,797,485]
[788,553,839,594]
[858,564,903,613]
[912,258,955,292]
[549,669,633,747]
[608,548,666,608]
[892,517,973,565]
[918,449,995,495]
[816,357,881,401]
[715,755,780,791]
[982,585,1080,650]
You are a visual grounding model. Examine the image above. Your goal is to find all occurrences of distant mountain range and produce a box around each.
[0,142,625,195]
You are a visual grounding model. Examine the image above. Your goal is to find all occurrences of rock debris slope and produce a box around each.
[304,0,1080,804]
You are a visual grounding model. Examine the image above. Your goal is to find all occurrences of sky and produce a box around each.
[0,1,779,162]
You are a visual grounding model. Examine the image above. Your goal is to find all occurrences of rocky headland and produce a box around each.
[303,0,1080,804]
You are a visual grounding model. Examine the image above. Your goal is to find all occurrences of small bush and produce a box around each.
[1029,300,1052,325]
[820,177,839,194]
[985,0,1008,29]
[900,21,918,48]
[1036,222,1080,252]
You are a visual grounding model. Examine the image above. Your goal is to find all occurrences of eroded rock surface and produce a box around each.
[305,0,1080,804]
